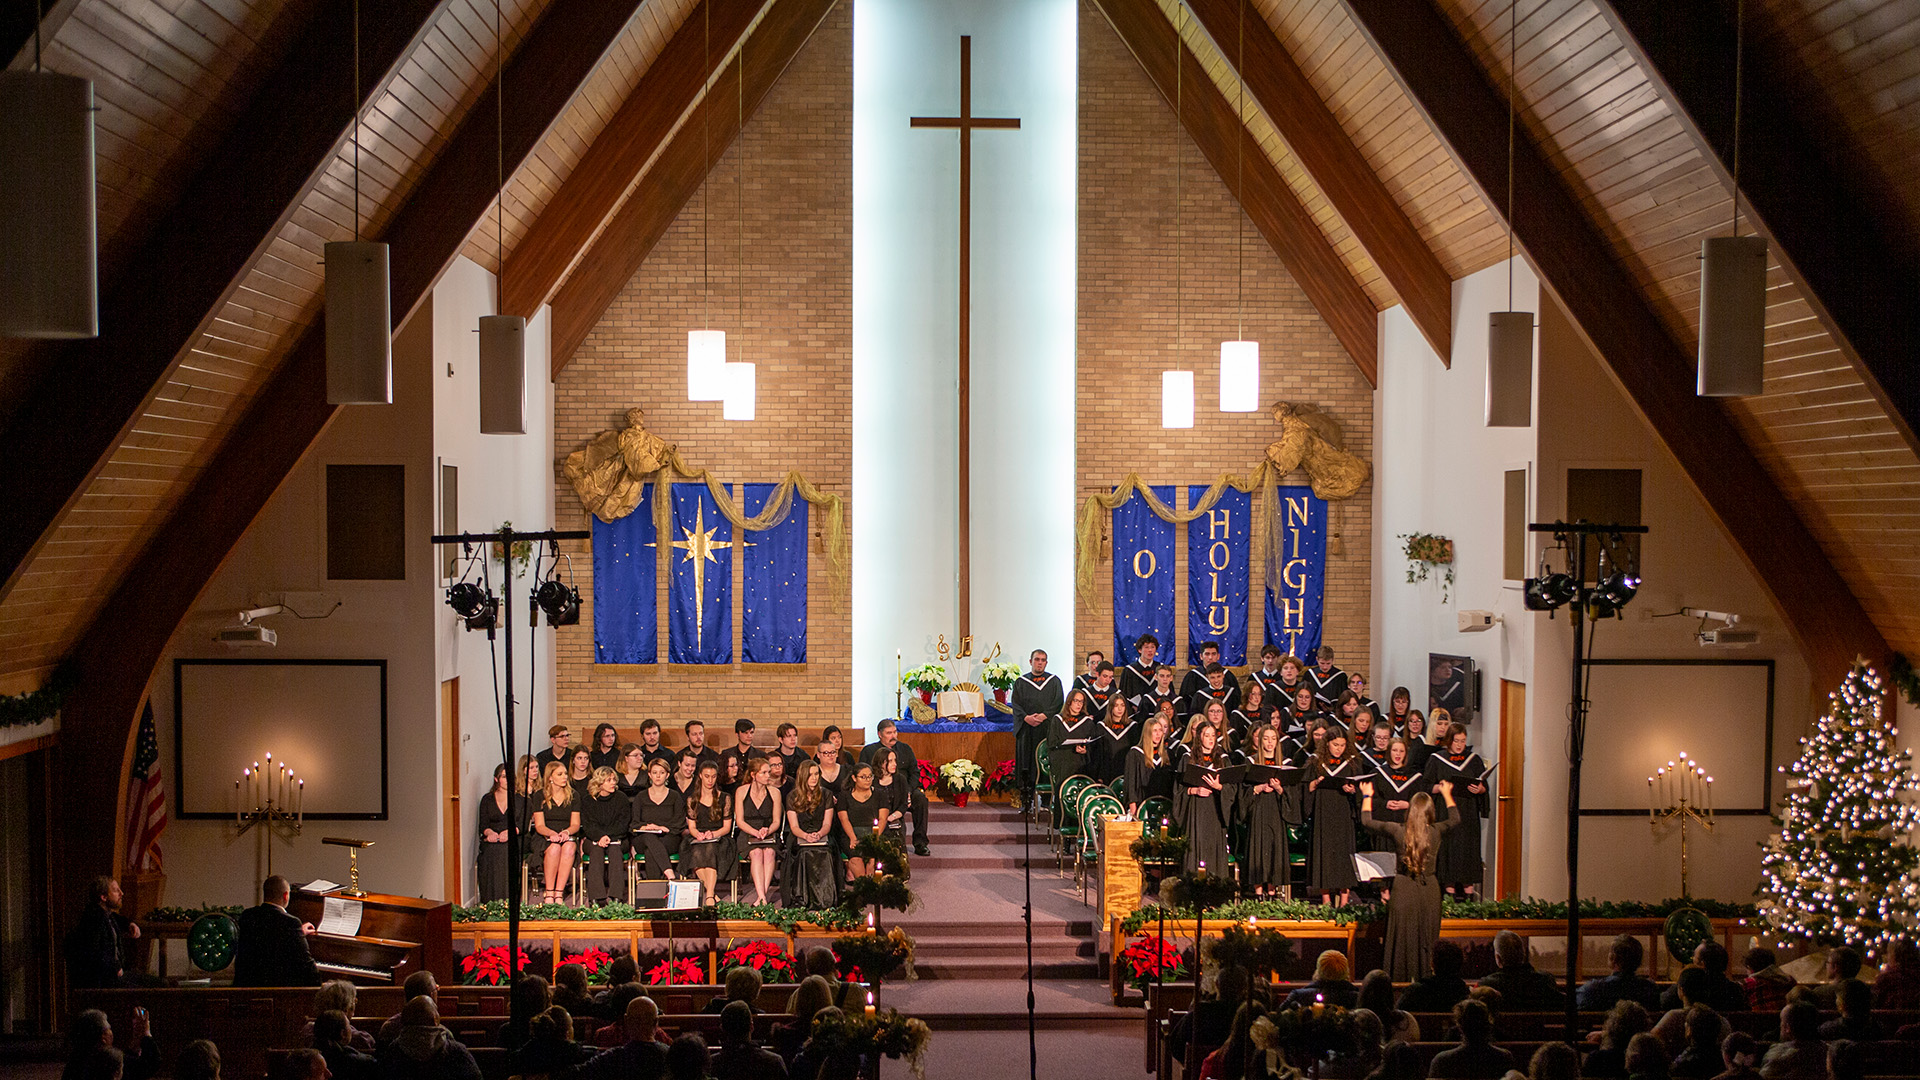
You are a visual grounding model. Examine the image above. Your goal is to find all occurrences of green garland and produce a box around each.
[1129,832,1189,863]
[1118,896,1757,937]
[1892,653,1920,708]
[1208,923,1297,973]
[0,665,77,731]
[841,874,914,913]
[143,904,244,924]
[451,900,864,933]
[852,834,911,879]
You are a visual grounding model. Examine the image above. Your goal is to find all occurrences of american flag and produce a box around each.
[123,701,166,872]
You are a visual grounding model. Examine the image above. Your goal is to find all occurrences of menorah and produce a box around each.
[234,752,304,876]
[1649,751,1715,898]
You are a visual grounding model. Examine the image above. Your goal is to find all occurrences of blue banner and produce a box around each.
[1189,486,1251,666]
[741,484,807,664]
[1112,485,1176,667]
[591,487,657,664]
[669,483,733,664]
[1265,486,1328,660]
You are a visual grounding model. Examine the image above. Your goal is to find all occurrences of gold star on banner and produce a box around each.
[673,502,725,648]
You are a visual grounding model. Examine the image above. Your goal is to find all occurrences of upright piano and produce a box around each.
[288,890,454,985]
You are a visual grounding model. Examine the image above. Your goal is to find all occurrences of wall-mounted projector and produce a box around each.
[1458,610,1500,633]
[1699,627,1760,647]
[216,624,277,647]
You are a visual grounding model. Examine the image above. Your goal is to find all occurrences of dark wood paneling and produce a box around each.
[1189,0,1453,364]
[1094,0,1380,384]
[548,0,840,374]
[1338,0,1887,687]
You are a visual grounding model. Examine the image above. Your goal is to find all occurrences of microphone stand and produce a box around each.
[1024,773,1037,1080]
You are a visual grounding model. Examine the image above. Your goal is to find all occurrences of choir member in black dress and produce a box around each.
[1359,722,1395,773]
[1011,650,1065,806]
[1423,727,1489,897]
[1403,711,1434,769]
[1358,778,1459,981]
[1092,697,1138,787]
[1335,692,1366,735]
[720,753,745,797]
[1238,726,1295,899]
[1285,686,1321,736]
[580,768,630,905]
[1173,722,1234,876]
[630,758,684,880]
[1230,683,1270,750]
[588,724,622,771]
[670,750,700,797]
[1195,700,1235,756]
[873,748,910,839]
[517,755,543,822]
[765,754,788,796]
[1307,646,1348,707]
[1072,651,1105,697]
[838,764,885,875]
[1121,634,1161,700]
[612,743,647,799]
[1385,687,1414,734]
[773,724,807,793]
[533,764,581,904]
[1306,731,1361,904]
[477,765,514,903]
[1133,663,1184,730]
[859,721,930,855]
[1372,739,1427,825]
[637,719,676,769]
[1084,662,1121,717]
[567,748,594,805]
[683,761,733,903]
[733,758,783,905]
[1123,711,1175,817]
[816,726,851,798]
[784,761,838,907]
[1043,689,1096,804]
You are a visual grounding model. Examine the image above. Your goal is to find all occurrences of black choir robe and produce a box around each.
[1422,749,1490,888]
[1185,681,1241,716]
[1092,718,1139,787]
[1119,661,1159,702]
[1181,667,1241,704]
[1371,761,1428,826]
[1043,712,1097,800]
[1236,754,1297,891]
[1132,687,1185,727]
[1173,748,1236,876]
[1306,665,1349,707]
[1248,669,1288,705]
[1083,682,1122,718]
[1010,671,1065,789]
[1305,755,1362,892]
[1123,745,1175,814]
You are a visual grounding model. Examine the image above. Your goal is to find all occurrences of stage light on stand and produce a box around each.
[1523,545,1575,612]
[446,580,497,632]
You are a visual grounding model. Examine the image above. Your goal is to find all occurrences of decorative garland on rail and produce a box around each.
[0,665,77,731]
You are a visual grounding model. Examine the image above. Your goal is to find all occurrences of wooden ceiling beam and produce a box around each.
[547,0,840,376]
[1596,0,1920,457]
[48,0,650,942]
[501,0,766,321]
[0,0,450,601]
[1093,0,1379,385]
[1337,0,1887,688]
[1186,0,1453,365]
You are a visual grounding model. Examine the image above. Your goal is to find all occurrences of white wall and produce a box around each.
[145,257,555,909]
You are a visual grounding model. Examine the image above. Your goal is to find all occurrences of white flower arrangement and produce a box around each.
[979,660,1022,691]
[938,758,986,793]
[900,663,953,694]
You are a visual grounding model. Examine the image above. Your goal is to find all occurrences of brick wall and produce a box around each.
[552,2,853,737]
[1074,1,1375,678]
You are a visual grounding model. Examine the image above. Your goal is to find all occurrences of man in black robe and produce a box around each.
[1188,663,1241,715]
[1248,645,1288,703]
[860,720,931,855]
[1181,642,1240,704]
[1072,651,1105,697]
[233,875,320,987]
[1132,663,1184,727]
[1307,646,1348,707]
[66,876,142,989]
[1120,634,1160,700]
[1084,662,1121,717]
[1009,649,1063,809]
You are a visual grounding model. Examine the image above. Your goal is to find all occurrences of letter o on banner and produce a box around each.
[1132,549,1158,579]
[1209,541,1231,570]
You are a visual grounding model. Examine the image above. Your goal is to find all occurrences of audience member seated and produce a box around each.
[1826,1039,1865,1080]
[176,1040,222,1080]
[791,947,853,1010]
[704,967,764,1015]
[574,997,669,1080]
[510,1006,599,1077]
[1672,1005,1731,1079]
[1817,980,1884,1042]
[1285,951,1360,1010]
[304,982,376,1052]
[313,1010,379,1080]
[1584,1002,1655,1080]
[1580,936,1663,1013]
[790,1008,867,1080]
[1369,1043,1425,1080]
[553,964,598,1021]
[271,1049,329,1080]
[773,977,833,1065]
[1758,1002,1828,1080]
[1656,969,1721,1056]
[1660,944,1749,1015]
[378,973,440,1049]
[1325,1008,1385,1080]
[1627,1033,1673,1080]
[1397,941,1471,1015]
[1508,1042,1579,1080]
[1174,965,1255,1065]
[1467,987,1504,1020]
[66,1007,157,1080]
[1790,947,1864,1011]
[1197,1000,1268,1080]
[1476,932,1564,1013]
[1714,1032,1764,1080]
[594,958,643,1021]
[1427,999,1515,1080]
[1876,939,1920,1011]
[1742,949,1796,1016]
[666,1034,711,1080]
[378,997,481,1080]
[1358,970,1420,1044]
[498,975,552,1051]
[710,1001,787,1080]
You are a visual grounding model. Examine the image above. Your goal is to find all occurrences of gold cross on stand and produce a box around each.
[671,501,753,648]
[911,35,1019,639]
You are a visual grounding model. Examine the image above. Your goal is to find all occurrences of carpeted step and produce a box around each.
[910,956,1101,980]
[892,918,1097,938]
[906,935,1094,960]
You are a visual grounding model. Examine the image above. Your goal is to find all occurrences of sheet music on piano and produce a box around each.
[317,896,364,937]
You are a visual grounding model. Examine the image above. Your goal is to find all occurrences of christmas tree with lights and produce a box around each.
[1759,661,1920,952]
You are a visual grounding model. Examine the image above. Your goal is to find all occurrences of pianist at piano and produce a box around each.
[233,876,320,988]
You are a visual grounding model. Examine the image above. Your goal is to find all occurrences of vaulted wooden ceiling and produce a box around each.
[3,0,1919,711]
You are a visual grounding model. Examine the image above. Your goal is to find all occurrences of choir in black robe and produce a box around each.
[1092,715,1139,787]
[1181,666,1241,705]
[1119,660,1158,702]
[1173,748,1235,876]
[1236,755,1297,893]
[1423,749,1490,889]
[1187,681,1241,716]
[1084,681,1121,718]
[1306,755,1361,893]
[1306,664,1348,707]
[1123,744,1175,815]
[1010,670,1065,795]
[1371,760,1428,825]
[630,785,685,879]
[1133,687,1185,727]
[1248,667,1288,704]
[1043,711,1096,802]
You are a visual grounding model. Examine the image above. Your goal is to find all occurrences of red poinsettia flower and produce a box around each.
[459,946,531,986]
[720,941,797,981]
[646,956,704,986]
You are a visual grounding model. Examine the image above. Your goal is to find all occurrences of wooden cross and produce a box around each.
[911,35,1020,639]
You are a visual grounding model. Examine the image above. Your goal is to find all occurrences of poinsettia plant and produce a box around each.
[979,660,1022,691]
[984,759,1017,795]
[646,955,705,986]
[719,940,798,981]
[1117,933,1186,990]
[900,664,952,695]
[556,946,616,985]
[938,759,984,793]
[917,759,940,791]
[460,945,531,986]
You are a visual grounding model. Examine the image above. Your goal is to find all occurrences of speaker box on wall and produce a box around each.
[1697,235,1768,397]
[1486,311,1534,427]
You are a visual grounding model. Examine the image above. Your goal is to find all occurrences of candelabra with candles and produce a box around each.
[234,752,304,876]
[1649,751,1714,897]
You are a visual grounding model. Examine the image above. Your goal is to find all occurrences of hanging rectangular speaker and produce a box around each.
[0,72,97,339]
[1697,235,1768,397]
[324,241,392,404]
[478,314,527,434]
[1486,311,1534,427]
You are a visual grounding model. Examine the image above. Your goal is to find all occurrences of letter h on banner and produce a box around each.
[1188,486,1250,666]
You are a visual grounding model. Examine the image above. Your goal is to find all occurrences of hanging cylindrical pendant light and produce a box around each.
[1485,311,1533,427]
[1162,371,1194,429]
[688,330,727,400]
[1162,4,1190,430]
[722,361,756,421]
[1219,341,1260,412]
[1217,0,1259,413]
[478,315,526,433]
[1697,1,1765,398]
[686,0,726,403]
[326,0,391,404]
[0,70,96,339]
